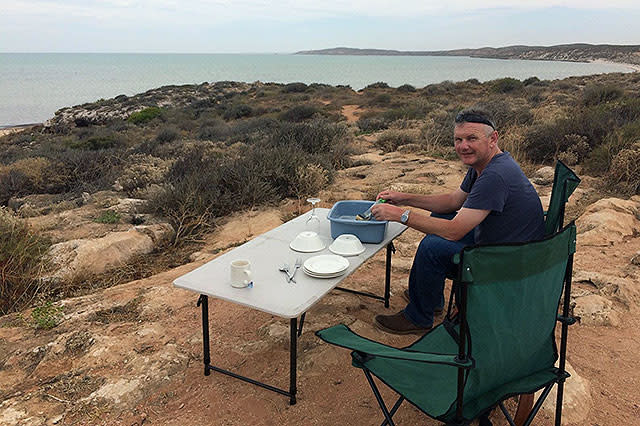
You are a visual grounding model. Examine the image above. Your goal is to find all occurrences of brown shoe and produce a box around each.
[374,311,431,335]
[401,289,444,314]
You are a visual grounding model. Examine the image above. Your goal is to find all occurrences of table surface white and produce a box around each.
[173,208,407,318]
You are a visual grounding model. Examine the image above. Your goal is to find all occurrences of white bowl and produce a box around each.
[290,231,326,253]
[329,234,365,256]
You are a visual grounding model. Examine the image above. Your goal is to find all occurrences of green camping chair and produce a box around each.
[317,223,577,425]
[544,160,581,236]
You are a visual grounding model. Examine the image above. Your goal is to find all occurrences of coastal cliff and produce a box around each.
[296,43,640,66]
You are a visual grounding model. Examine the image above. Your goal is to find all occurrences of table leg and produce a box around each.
[384,242,395,308]
[290,317,298,405]
[197,295,211,376]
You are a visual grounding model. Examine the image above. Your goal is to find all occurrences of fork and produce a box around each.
[290,257,303,282]
[279,264,292,283]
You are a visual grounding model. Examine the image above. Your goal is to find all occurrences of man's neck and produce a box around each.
[474,149,503,175]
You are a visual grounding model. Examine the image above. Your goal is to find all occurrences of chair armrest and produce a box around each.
[316,324,473,368]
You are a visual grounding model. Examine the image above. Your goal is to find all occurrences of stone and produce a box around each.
[539,361,591,425]
[576,198,640,246]
[47,224,173,280]
[573,294,620,326]
[532,166,555,185]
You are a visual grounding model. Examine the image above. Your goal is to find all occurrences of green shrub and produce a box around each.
[198,119,230,140]
[69,135,121,150]
[375,129,420,152]
[156,127,179,143]
[397,84,416,92]
[282,82,308,93]
[357,112,390,133]
[31,301,64,329]
[223,104,253,120]
[606,144,640,194]
[582,84,623,106]
[279,105,319,122]
[128,107,163,125]
[364,82,390,89]
[491,77,523,94]
[95,210,121,224]
[368,94,392,107]
[523,76,540,86]
[0,208,50,314]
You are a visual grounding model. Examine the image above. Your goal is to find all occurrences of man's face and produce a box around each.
[453,122,498,171]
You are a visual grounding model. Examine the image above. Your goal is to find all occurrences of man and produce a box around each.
[370,108,544,334]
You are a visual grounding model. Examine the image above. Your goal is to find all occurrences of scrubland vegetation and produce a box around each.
[1,72,640,313]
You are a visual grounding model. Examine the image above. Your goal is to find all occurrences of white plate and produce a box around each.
[303,266,347,279]
[303,254,349,275]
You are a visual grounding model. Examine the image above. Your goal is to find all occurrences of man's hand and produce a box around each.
[376,190,407,205]
[371,203,404,222]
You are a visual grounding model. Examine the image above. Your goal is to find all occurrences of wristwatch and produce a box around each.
[400,210,410,224]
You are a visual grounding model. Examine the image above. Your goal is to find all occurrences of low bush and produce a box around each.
[582,84,623,106]
[357,113,390,133]
[31,301,64,329]
[282,82,308,93]
[279,105,319,122]
[128,107,163,125]
[364,82,390,89]
[198,119,230,141]
[491,77,523,94]
[523,76,540,86]
[115,154,173,195]
[375,129,420,152]
[0,208,50,314]
[95,210,121,224]
[397,84,416,92]
[368,94,392,107]
[68,135,122,150]
[606,144,640,194]
[223,104,253,120]
[156,127,179,143]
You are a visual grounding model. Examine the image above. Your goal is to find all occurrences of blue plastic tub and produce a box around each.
[327,200,388,243]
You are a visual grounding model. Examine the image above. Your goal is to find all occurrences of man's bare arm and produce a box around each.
[371,205,489,241]
[377,188,468,214]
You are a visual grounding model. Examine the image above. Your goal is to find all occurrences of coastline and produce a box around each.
[0,124,39,137]
[589,58,640,72]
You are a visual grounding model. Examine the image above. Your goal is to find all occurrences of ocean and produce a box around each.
[0,53,632,127]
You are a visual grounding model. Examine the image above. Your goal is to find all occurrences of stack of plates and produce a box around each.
[303,254,349,279]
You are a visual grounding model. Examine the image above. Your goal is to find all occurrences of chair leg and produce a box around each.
[363,369,396,426]
[514,393,534,426]
[380,396,404,426]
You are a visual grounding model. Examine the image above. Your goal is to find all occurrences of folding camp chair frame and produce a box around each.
[351,230,577,426]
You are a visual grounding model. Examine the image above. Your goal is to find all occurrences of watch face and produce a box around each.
[401,210,409,223]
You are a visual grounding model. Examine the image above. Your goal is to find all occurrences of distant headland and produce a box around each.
[295,43,640,67]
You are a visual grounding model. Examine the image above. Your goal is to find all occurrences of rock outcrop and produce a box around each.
[47,224,174,280]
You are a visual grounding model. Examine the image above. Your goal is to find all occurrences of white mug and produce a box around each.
[230,259,253,288]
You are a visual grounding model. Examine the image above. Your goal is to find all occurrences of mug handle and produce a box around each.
[243,269,252,285]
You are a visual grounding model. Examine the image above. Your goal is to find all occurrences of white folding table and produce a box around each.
[173,208,407,404]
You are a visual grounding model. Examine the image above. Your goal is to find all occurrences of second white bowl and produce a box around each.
[290,231,325,253]
[329,234,365,256]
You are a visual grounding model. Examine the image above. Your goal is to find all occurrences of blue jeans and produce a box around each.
[403,214,475,328]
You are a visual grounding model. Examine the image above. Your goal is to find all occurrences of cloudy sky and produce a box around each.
[1,0,639,53]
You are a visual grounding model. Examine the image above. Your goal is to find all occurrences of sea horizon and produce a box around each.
[0,52,633,127]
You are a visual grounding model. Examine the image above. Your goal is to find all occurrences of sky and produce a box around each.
[1,0,640,53]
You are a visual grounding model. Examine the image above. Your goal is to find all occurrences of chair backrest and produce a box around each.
[456,224,576,410]
[544,161,581,236]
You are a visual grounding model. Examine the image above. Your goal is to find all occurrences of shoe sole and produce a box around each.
[374,318,430,335]
[401,290,444,314]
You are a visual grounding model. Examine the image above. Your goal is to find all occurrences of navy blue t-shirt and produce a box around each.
[460,152,544,245]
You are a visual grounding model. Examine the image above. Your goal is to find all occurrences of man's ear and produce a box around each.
[490,130,498,147]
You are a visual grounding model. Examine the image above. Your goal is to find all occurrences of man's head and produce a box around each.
[453,108,501,173]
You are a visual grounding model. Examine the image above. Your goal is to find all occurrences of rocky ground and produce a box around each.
[1,127,640,425]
